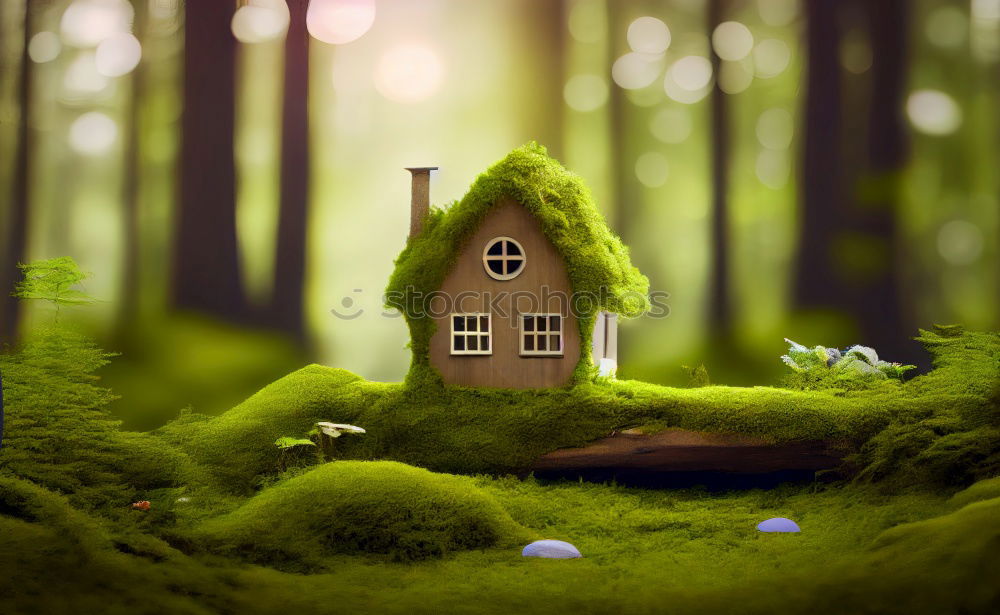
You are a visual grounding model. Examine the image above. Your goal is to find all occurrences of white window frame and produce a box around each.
[519,313,564,357]
[449,313,493,356]
[482,236,526,281]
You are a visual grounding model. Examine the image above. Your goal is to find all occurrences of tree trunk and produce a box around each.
[118,0,145,333]
[0,1,32,344]
[793,0,847,313]
[269,0,310,340]
[531,0,565,160]
[707,0,731,338]
[172,1,248,320]
[606,0,627,235]
[856,0,913,361]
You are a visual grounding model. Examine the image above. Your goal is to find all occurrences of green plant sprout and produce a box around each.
[781,338,916,390]
[13,257,98,319]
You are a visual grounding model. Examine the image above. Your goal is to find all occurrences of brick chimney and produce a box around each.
[406,167,438,238]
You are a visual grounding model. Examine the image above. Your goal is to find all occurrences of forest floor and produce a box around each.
[1,326,998,614]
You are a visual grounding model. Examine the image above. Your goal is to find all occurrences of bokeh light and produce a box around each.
[718,61,753,94]
[568,0,604,44]
[663,57,711,104]
[752,39,791,78]
[757,0,798,27]
[634,152,669,187]
[28,32,62,63]
[937,219,983,265]
[95,33,141,76]
[563,74,608,112]
[840,30,872,74]
[627,17,671,55]
[60,0,133,48]
[374,44,444,104]
[64,52,109,94]
[926,6,968,49]
[307,0,376,45]
[755,149,790,189]
[649,108,692,144]
[231,0,290,44]
[712,21,753,61]
[69,111,118,155]
[671,56,712,91]
[612,53,663,89]
[755,108,793,149]
[906,89,962,135]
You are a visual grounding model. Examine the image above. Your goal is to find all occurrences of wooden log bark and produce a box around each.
[531,429,847,476]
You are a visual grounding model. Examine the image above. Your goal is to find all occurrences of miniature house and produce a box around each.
[386,144,649,389]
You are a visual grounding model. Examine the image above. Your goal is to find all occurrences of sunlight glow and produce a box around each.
[95,33,141,76]
[627,17,671,55]
[712,21,753,61]
[307,0,376,45]
[69,111,118,155]
[563,74,608,112]
[906,90,962,136]
[374,44,444,104]
[60,0,133,48]
[29,32,62,63]
[612,53,662,89]
[757,0,798,27]
[231,0,290,44]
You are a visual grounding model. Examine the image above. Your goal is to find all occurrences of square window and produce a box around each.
[451,313,492,355]
[519,313,564,357]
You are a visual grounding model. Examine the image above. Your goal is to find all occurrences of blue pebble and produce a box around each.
[757,517,801,533]
[521,539,582,559]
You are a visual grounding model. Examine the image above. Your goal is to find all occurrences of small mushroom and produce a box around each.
[315,422,366,438]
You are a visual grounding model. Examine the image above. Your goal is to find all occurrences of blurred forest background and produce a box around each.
[0,0,997,429]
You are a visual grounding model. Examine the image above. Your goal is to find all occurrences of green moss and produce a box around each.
[949,475,1000,508]
[194,461,533,565]
[0,327,195,509]
[385,143,649,385]
[170,328,999,494]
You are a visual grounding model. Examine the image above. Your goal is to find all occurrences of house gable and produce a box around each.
[429,198,581,388]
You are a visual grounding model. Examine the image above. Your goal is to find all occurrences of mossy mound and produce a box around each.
[195,461,533,565]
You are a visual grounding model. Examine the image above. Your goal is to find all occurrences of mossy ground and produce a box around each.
[1,326,997,613]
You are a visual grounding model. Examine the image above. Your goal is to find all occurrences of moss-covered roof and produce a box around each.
[385,143,650,318]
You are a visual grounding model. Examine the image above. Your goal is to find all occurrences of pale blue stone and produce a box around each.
[521,539,582,559]
[757,517,801,532]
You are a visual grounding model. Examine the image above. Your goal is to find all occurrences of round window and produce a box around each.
[482,236,525,280]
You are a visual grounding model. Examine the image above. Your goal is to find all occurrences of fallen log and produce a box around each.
[530,428,849,486]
